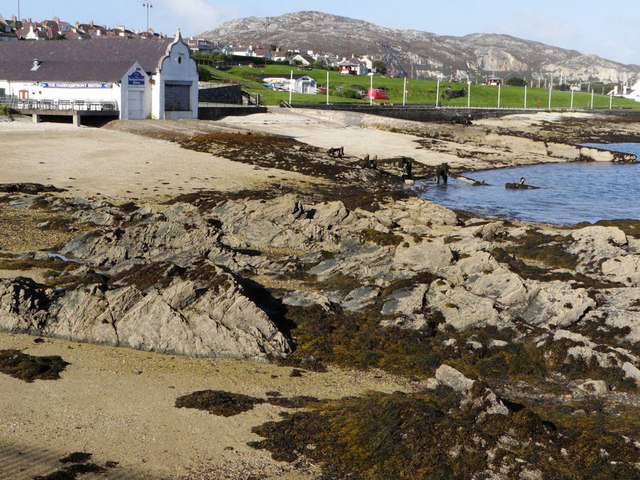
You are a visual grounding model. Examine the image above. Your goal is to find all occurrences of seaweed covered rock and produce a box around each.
[249,379,640,480]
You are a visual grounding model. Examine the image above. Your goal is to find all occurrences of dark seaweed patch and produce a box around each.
[249,390,640,480]
[175,390,321,417]
[0,350,68,382]
[175,390,264,417]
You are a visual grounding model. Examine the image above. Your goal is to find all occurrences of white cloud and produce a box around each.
[156,0,238,35]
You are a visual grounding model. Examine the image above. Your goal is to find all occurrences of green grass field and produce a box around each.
[199,64,640,109]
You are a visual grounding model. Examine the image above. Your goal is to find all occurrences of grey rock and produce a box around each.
[0,278,50,332]
[342,286,380,311]
[435,364,475,392]
[577,380,609,395]
[601,255,640,286]
[73,209,117,226]
[622,362,640,383]
[581,288,640,342]
[1,265,292,361]
[393,238,454,273]
[570,226,627,272]
[515,281,595,328]
[426,280,505,330]
[442,251,527,307]
[380,284,428,316]
[282,290,333,310]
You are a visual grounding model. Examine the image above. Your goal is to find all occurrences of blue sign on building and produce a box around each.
[41,82,111,88]
[128,71,145,86]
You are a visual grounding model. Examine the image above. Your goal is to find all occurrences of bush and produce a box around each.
[507,77,526,87]
[197,65,214,82]
[335,88,362,99]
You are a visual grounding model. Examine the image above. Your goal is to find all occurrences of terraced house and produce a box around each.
[0,31,198,122]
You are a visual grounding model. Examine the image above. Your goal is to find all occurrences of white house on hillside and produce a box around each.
[338,57,368,76]
[0,31,198,120]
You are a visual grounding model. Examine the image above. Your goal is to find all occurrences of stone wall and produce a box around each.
[198,83,243,104]
[290,104,640,123]
[198,105,267,120]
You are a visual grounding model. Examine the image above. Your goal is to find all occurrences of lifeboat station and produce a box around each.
[0,31,198,125]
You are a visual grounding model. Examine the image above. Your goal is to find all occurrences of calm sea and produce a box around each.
[416,143,640,225]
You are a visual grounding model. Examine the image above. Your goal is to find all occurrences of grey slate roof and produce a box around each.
[0,38,173,82]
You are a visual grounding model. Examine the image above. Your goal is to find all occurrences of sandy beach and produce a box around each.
[0,332,415,479]
[0,117,304,203]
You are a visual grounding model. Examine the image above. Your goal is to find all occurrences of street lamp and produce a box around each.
[263,18,271,68]
[142,2,153,34]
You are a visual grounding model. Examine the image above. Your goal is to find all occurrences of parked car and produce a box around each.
[364,88,389,100]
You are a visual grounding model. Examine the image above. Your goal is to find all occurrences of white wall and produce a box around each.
[0,79,121,105]
[152,36,199,120]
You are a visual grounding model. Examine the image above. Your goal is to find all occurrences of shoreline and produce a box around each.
[3,110,640,478]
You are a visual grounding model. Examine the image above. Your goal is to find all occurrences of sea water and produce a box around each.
[417,143,640,225]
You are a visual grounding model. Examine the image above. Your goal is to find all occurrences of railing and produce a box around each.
[0,96,118,112]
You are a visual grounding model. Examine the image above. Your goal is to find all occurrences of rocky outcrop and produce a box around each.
[0,266,291,361]
[3,191,640,385]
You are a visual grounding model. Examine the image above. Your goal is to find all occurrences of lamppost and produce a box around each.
[142,2,153,34]
[263,18,270,68]
[17,0,20,22]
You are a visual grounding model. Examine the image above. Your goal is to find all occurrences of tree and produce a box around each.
[506,77,526,87]
[373,60,387,75]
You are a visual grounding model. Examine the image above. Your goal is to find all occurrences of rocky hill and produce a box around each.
[202,11,640,85]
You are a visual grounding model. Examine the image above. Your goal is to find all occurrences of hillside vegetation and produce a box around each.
[200,64,640,109]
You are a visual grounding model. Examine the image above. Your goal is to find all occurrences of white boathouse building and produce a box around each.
[0,31,198,122]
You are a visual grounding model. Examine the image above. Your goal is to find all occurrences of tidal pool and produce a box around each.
[417,143,640,225]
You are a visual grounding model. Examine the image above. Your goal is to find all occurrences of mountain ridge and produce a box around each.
[202,11,640,85]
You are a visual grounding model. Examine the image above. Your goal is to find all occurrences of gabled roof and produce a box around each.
[293,54,315,63]
[338,57,363,66]
[0,37,174,82]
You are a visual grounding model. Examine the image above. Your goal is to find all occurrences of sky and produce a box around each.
[4,0,640,65]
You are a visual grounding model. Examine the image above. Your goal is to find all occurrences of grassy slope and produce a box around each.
[200,64,640,109]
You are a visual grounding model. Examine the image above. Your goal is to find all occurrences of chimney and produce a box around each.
[90,20,94,26]
[53,16,59,22]
[11,15,16,22]
[118,25,125,31]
